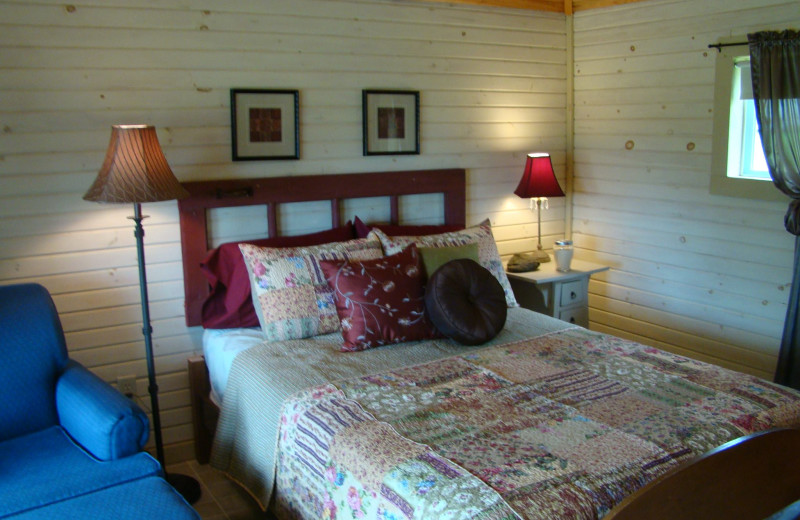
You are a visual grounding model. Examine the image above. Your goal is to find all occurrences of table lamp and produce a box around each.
[513,152,565,264]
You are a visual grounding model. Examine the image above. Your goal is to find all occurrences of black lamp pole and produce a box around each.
[131,203,200,504]
[131,204,165,465]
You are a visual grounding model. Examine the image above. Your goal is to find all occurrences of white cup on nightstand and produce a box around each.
[554,240,573,272]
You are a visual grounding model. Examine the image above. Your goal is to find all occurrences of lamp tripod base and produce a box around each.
[166,472,202,505]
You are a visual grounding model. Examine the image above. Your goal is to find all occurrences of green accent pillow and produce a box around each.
[419,243,480,278]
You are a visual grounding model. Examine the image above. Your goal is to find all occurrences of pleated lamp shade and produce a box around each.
[514,153,565,199]
[84,125,188,203]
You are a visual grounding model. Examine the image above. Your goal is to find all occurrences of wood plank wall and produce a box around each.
[572,0,800,380]
[0,0,566,463]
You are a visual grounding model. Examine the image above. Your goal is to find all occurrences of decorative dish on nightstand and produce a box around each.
[506,253,540,273]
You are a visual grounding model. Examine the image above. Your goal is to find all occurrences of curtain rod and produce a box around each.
[708,41,748,52]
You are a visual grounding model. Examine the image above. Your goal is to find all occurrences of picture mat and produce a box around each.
[364,92,418,154]
[233,92,297,159]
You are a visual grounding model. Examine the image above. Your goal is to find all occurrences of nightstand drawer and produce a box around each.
[558,306,588,327]
[559,280,585,306]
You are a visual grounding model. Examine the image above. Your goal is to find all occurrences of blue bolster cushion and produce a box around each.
[56,360,150,461]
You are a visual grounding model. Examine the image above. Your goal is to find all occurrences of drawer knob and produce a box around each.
[570,291,577,300]
[569,316,576,323]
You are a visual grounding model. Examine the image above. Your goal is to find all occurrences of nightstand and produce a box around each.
[506,259,609,327]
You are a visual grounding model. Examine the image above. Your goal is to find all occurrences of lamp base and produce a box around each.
[166,472,202,505]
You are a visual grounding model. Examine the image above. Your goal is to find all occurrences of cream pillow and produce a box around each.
[369,219,518,307]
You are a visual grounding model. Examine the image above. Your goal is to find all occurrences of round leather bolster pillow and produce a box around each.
[425,258,508,345]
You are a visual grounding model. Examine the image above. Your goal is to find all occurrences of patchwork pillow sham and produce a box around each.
[353,216,463,239]
[320,244,439,352]
[239,236,383,342]
[369,220,518,307]
[199,224,356,329]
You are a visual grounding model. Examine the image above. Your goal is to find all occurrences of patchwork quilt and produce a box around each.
[211,307,572,509]
[272,327,800,520]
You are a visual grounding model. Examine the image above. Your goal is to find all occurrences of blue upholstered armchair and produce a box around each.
[0,283,195,518]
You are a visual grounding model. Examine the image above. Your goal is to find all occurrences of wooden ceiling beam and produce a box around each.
[409,0,648,13]
[571,0,647,11]
[416,0,562,12]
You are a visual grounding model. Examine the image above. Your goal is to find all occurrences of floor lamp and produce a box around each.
[83,125,201,504]
[513,152,566,263]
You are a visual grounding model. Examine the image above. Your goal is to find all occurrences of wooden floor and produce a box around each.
[167,460,266,520]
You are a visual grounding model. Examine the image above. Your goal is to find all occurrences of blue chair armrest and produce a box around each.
[56,360,150,461]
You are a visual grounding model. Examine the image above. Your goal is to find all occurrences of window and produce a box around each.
[726,59,770,181]
[710,43,782,201]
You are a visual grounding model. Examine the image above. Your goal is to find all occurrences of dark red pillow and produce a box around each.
[200,223,355,329]
[321,244,440,352]
[353,216,463,239]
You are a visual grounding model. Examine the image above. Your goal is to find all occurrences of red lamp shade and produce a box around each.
[84,125,188,203]
[514,153,565,199]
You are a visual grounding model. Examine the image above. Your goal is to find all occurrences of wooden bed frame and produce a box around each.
[178,169,467,462]
[605,428,800,520]
[177,170,800,517]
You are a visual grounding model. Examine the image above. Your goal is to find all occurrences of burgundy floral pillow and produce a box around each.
[320,244,439,352]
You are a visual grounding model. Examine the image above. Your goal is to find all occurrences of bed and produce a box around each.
[178,169,800,519]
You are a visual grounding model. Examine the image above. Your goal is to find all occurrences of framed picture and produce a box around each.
[230,89,299,161]
[362,90,420,156]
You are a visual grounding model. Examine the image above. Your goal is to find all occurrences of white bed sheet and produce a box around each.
[202,327,265,405]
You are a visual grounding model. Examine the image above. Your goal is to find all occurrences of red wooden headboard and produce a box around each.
[178,169,466,326]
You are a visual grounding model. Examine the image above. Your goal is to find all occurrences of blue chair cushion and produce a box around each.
[0,426,162,518]
[0,284,68,442]
[3,476,199,520]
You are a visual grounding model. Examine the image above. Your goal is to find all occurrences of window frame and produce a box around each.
[709,41,784,201]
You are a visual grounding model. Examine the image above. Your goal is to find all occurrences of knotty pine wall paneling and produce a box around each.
[572,0,800,380]
[0,0,567,462]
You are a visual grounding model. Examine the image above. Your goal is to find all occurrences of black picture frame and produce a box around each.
[230,89,299,161]
[362,90,420,156]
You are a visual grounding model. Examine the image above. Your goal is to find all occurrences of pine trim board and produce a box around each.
[412,0,648,13]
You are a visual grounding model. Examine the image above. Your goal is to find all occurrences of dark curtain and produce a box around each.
[748,30,800,387]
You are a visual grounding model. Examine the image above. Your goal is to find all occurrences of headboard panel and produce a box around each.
[178,169,466,326]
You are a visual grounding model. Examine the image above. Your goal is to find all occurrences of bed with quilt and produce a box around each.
[178,170,800,520]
